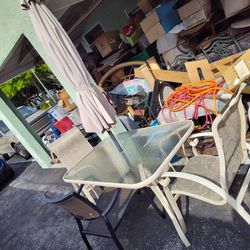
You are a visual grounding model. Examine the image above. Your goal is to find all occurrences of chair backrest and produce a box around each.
[201,35,242,62]
[48,127,93,170]
[212,84,247,191]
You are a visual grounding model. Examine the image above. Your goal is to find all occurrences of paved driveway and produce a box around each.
[0,162,249,250]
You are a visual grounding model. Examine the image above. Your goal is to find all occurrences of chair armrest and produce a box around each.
[188,132,214,156]
[189,132,213,139]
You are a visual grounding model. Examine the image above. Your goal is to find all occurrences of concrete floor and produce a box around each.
[0,161,250,250]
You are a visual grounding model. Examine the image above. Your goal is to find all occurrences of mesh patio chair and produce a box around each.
[48,127,93,170]
[48,127,99,203]
[41,185,165,250]
[41,186,133,250]
[160,83,250,227]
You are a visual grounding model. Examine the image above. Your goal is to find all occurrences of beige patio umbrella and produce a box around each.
[20,0,116,134]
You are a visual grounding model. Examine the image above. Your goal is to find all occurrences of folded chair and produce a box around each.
[160,83,250,230]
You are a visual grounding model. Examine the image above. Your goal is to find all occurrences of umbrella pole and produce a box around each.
[107,130,124,153]
[107,130,132,169]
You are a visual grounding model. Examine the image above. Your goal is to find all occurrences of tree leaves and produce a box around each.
[0,64,51,99]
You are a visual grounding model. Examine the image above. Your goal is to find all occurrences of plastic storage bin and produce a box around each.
[48,105,65,121]
[54,116,74,134]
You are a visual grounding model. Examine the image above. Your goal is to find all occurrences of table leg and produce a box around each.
[163,186,187,233]
[150,185,191,247]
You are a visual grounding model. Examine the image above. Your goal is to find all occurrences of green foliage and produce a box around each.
[39,99,54,110]
[0,63,51,99]
[0,70,33,99]
[35,64,52,78]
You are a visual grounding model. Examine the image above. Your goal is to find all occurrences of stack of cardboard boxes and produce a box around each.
[139,2,180,44]
[140,11,165,44]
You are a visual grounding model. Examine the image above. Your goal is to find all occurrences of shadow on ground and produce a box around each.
[0,162,249,250]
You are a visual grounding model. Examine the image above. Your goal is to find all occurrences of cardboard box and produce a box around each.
[221,49,250,91]
[183,8,210,30]
[220,0,250,18]
[140,11,160,33]
[137,0,154,15]
[94,31,121,58]
[144,22,165,44]
[58,89,76,112]
[177,0,210,20]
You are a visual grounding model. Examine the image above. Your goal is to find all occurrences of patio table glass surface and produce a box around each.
[63,121,194,189]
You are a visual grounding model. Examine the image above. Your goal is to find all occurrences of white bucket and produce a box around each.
[48,105,65,121]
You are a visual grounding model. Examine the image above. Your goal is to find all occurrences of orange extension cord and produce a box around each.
[163,80,232,129]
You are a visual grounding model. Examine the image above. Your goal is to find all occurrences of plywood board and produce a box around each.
[151,70,191,84]
[221,49,250,91]
[147,57,161,70]
[185,59,214,82]
[134,67,144,78]
[210,52,243,71]
[138,64,155,90]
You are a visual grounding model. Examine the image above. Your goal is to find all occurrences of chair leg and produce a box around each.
[185,196,190,219]
[236,167,250,205]
[142,188,166,218]
[103,216,124,250]
[161,171,250,225]
[150,185,191,247]
[75,218,93,250]
[225,193,250,224]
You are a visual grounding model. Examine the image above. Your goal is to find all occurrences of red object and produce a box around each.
[54,116,74,133]
[122,23,136,36]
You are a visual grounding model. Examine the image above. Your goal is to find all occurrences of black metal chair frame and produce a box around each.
[41,185,165,250]
[201,35,242,63]
[166,53,197,72]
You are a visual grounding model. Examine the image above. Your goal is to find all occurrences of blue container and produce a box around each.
[156,2,181,33]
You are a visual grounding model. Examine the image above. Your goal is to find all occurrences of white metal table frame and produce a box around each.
[63,121,194,247]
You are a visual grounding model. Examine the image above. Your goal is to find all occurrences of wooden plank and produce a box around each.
[243,86,250,94]
[151,69,191,84]
[147,57,161,70]
[210,52,243,71]
[138,64,155,90]
[185,59,214,82]
[134,67,144,78]
[216,65,230,74]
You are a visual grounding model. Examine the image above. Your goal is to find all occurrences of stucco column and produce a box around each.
[0,90,51,168]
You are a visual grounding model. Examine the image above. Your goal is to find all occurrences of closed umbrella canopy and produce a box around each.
[20,0,116,133]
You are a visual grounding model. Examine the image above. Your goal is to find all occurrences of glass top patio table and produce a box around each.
[63,120,194,189]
